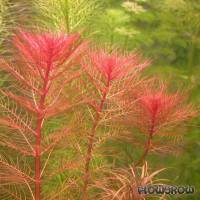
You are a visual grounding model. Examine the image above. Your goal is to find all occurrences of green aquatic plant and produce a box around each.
[0,0,14,54]
[35,0,102,33]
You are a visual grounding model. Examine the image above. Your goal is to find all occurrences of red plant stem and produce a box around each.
[35,63,51,200]
[134,117,155,167]
[82,80,110,200]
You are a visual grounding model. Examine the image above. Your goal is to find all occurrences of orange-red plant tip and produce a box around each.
[13,30,82,70]
[86,48,149,81]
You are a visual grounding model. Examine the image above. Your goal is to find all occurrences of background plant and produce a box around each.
[93,162,167,200]
[35,0,103,34]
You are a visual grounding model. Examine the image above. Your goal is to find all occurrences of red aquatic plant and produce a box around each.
[122,79,195,166]
[80,47,149,199]
[0,29,87,200]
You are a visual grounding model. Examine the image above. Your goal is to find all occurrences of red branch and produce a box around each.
[134,118,155,167]
[82,80,110,200]
[35,56,51,200]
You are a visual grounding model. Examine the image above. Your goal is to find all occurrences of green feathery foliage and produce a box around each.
[35,0,102,33]
[0,0,14,55]
[0,0,34,56]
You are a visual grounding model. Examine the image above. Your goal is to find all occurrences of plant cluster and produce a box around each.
[0,27,196,200]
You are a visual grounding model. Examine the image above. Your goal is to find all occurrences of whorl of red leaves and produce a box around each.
[132,80,195,135]
[123,79,196,166]
[88,49,148,81]
[13,30,88,79]
[82,48,149,84]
